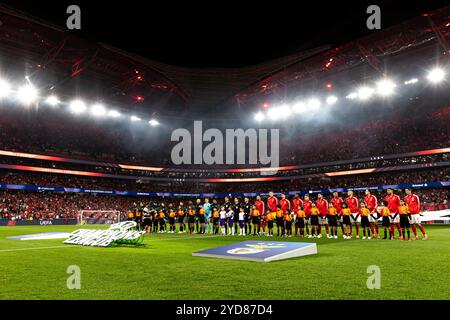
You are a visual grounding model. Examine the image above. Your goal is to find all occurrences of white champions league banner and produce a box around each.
[419,209,450,222]
[64,221,145,247]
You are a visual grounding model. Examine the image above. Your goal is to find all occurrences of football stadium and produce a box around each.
[0,1,449,303]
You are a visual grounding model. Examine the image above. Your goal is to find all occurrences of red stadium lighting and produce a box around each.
[325,83,333,89]
[262,102,270,109]
[135,96,144,102]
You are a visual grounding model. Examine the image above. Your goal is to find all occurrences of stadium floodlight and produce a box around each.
[45,95,60,106]
[131,115,141,122]
[17,84,38,105]
[0,79,11,98]
[254,112,265,122]
[69,100,87,114]
[267,108,281,120]
[426,67,445,83]
[91,104,107,117]
[357,86,374,100]
[278,104,291,118]
[404,78,419,85]
[148,119,159,126]
[307,98,321,111]
[346,92,358,100]
[292,101,307,114]
[108,110,121,118]
[326,95,338,105]
[376,79,396,96]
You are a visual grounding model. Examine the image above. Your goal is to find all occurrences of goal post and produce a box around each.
[77,210,121,225]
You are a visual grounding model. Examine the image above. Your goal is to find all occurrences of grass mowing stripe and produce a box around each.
[0,225,449,299]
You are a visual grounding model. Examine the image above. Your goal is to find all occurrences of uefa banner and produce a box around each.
[0,218,78,226]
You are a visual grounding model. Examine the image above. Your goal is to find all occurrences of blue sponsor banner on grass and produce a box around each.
[192,240,317,262]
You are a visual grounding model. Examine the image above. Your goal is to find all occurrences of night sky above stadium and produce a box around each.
[2,0,448,68]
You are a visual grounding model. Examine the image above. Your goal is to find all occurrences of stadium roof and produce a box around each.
[0,3,449,118]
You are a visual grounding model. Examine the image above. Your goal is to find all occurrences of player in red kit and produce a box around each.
[292,194,303,236]
[385,188,403,239]
[405,188,428,240]
[303,195,313,236]
[279,194,291,236]
[254,195,265,218]
[316,193,329,238]
[364,189,380,238]
[254,195,266,235]
[330,192,344,234]
[267,191,278,215]
[345,190,359,238]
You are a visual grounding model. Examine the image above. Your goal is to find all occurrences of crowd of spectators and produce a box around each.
[0,103,448,167]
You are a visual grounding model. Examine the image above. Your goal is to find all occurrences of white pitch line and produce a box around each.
[0,245,73,253]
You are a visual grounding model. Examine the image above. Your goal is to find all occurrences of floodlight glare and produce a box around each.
[254,112,265,122]
[148,119,160,126]
[17,84,38,105]
[108,110,121,118]
[426,68,445,83]
[326,95,338,105]
[45,95,60,106]
[0,79,11,98]
[404,78,418,85]
[131,115,141,122]
[346,92,358,100]
[307,98,321,111]
[278,104,291,118]
[267,108,281,120]
[69,100,87,114]
[292,101,306,114]
[91,104,107,117]
[357,87,374,100]
[376,79,396,96]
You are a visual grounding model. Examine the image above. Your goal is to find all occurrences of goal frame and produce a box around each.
[77,210,121,225]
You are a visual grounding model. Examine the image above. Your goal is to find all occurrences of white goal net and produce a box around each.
[77,210,121,225]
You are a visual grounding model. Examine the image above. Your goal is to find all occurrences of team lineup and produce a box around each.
[126,188,428,241]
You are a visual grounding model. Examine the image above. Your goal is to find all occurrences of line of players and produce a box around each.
[126,188,428,241]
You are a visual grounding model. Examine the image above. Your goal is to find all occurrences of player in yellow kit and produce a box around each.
[275,205,284,237]
[399,201,412,241]
[284,210,293,237]
[341,202,352,239]
[380,201,392,240]
[266,209,274,237]
[328,203,338,239]
[359,203,372,240]
[212,208,220,235]
[168,209,176,233]
[295,207,306,238]
[308,203,321,238]
[198,205,206,234]
[158,210,166,233]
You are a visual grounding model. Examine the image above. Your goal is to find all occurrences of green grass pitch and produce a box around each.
[0,225,449,300]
